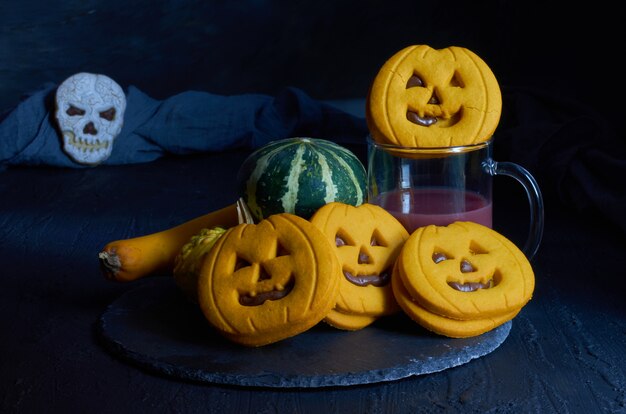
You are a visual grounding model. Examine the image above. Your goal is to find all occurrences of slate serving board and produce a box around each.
[98,277,511,388]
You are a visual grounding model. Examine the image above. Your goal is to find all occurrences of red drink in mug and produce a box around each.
[371,188,492,231]
[367,137,543,259]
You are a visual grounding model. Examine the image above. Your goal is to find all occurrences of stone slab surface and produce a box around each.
[98,277,511,388]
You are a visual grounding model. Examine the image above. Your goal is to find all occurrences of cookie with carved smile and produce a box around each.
[366,45,502,148]
[197,213,340,346]
[310,202,409,330]
[342,268,391,287]
[392,262,521,338]
[392,221,534,337]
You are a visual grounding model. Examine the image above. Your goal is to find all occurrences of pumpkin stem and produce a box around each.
[98,250,121,279]
[236,197,255,224]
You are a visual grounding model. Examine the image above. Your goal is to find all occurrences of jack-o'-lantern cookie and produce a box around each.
[398,221,534,319]
[310,202,409,330]
[197,213,340,347]
[324,309,378,331]
[393,221,534,338]
[392,260,521,338]
[366,45,502,148]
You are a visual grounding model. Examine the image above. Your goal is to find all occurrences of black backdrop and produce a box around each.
[2,3,626,412]
[2,0,624,233]
[1,0,624,139]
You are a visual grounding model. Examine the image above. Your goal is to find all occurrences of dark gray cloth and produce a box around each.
[0,84,367,168]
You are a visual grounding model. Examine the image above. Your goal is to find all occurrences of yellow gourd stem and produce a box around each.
[98,203,239,282]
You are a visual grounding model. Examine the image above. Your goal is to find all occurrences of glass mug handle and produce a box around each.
[483,159,545,261]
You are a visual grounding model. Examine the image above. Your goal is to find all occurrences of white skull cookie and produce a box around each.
[55,73,126,165]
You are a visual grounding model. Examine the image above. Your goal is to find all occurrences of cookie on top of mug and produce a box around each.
[366,45,502,148]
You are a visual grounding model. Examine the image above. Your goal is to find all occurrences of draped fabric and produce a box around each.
[1,82,624,233]
[0,84,367,168]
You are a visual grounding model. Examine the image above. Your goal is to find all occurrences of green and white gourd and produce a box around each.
[237,137,367,221]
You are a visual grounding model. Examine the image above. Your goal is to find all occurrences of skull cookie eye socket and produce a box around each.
[99,107,116,121]
[66,105,85,116]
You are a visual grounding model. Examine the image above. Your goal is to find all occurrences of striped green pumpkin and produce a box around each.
[237,137,367,221]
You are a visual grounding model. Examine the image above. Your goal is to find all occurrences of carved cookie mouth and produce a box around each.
[239,278,295,306]
[404,73,463,128]
[447,279,494,292]
[343,268,391,287]
[433,252,496,292]
[406,110,462,128]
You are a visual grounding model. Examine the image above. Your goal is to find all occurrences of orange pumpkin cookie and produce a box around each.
[398,221,534,320]
[310,202,409,330]
[323,309,378,331]
[197,213,340,347]
[366,45,502,148]
[393,221,534,338]
[392,262,520,338]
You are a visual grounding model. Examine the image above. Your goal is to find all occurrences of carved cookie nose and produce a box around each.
[83,122,98,135]
[358,251,370,264]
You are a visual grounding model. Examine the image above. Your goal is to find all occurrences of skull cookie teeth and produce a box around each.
[55,72,126,165]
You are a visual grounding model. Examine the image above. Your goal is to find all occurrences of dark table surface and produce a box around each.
[1,140,625,413]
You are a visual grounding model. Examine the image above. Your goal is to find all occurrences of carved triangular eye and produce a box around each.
[406,74,425,89]
[370,229,387,247]
[335,230,354,247]
[276,242,289,257]
[432,249,455,263]
[449,71,464,87]
[235,257,252,271]
[469,241,488,255]
[432,252,449,264]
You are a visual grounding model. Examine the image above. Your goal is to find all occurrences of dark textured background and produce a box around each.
[1,0,624,139]
[2,2,626,413]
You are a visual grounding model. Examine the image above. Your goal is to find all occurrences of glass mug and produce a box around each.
[367,136,544,260]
